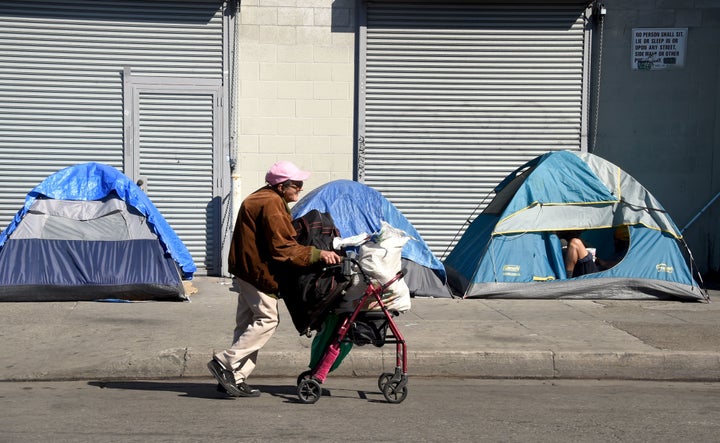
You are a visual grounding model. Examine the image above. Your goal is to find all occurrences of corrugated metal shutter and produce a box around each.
[0,0,225,273]
[135,89,221,273]
[360,1,591,257]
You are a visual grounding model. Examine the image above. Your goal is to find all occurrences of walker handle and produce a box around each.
[380,271,404,291]
[333,257,404,289]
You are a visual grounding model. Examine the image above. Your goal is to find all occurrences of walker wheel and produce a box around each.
[297,370,312,386]
[297,378,322,404]
[382,380,408,404]
[378,372,393,392]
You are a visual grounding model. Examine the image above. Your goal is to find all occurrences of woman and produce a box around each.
[208,161,341,397]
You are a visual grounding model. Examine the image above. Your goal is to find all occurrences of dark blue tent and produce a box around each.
[292,179,450,298]
[0,162,195,301]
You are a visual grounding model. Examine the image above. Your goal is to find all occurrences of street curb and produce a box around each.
[554,351,720,381]
[4,350,720,382]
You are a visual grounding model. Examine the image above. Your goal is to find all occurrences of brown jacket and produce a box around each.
[228,186,321,295]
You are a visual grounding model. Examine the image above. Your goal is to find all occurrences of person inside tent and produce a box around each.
[559,230,599,278]
[597,226,630,270]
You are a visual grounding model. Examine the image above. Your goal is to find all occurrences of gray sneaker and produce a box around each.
[216,381,261,397]
[237,381,261,397]
[207,359,244,397]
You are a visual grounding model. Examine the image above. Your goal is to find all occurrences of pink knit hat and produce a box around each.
[265,161,311,186]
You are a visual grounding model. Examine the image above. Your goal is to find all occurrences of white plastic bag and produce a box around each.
[337,221,411,313]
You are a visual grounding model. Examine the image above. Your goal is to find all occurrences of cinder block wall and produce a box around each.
[593,1,720,274]
[233,0,356,199]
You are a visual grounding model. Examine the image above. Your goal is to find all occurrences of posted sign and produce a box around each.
[632,28,687,70]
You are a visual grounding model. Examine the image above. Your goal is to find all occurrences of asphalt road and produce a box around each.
[2,378,719,442]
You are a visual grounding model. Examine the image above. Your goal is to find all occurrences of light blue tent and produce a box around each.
[0,162,195,301]
[292,179,450,298]
[444,151,707,301]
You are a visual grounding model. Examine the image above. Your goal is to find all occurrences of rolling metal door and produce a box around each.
[360,1,591,257]
[130,86,222,274]
[0,0,226,273]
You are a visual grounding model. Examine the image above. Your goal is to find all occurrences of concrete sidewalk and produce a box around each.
[2,277,720,382]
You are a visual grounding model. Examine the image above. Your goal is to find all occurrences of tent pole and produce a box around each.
[681,190,720,233]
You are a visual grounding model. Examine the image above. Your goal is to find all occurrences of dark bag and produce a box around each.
[280,210,348,334]
[293,209,337,251]
[348,316,389,347]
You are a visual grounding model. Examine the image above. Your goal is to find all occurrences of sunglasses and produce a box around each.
[287,180,304,190]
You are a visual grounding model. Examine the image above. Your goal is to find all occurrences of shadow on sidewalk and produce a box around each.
[87,380,231,400]
[86,380,385,403]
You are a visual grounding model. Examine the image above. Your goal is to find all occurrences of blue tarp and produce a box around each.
[291,179,446,282]
[0,162,196,279]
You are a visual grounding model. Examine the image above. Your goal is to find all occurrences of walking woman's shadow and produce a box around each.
[86,380,384,403]
[86,380,304,401]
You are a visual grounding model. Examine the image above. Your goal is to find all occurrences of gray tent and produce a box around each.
[0,162,195,301]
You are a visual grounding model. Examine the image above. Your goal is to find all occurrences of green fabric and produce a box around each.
[309,313,353,372]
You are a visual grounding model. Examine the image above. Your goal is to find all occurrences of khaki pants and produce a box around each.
[214,278,279,384]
